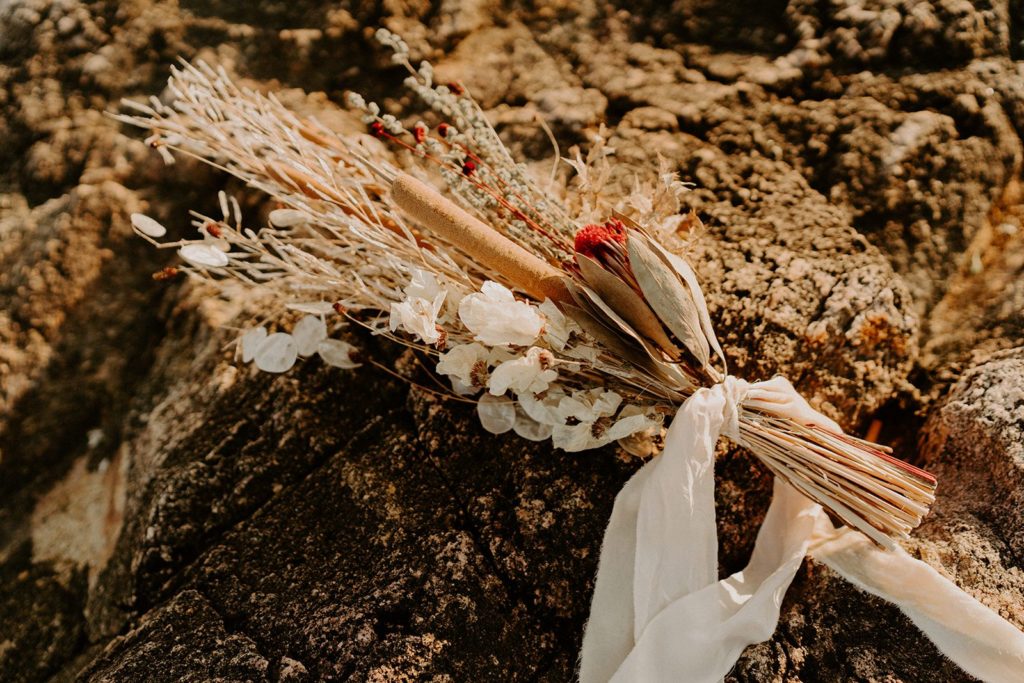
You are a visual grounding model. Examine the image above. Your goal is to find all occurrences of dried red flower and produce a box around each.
[574,219,627,260]
[370,121,386,138]
[413,124,427,143]
[446,82,464,95]
[462,160,476,176]
[437,123,451,137]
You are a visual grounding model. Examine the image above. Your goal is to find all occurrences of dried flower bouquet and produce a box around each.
[116,30,935,550]
[111,31,1024,683]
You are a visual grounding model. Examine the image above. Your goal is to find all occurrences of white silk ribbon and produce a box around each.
[580,377,1024,683]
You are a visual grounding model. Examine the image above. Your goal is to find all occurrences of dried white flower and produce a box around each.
[179,243,229,268]
[488,347,557,396]
[316,338,361,369]
[292,315,327,356]
[557,388,621,422]
[131,213,166,238]
[389,296,445,343]
[389,268,447,344]
[550,389,653,452]
[459,281,544,347]
[254,332,298,373]
[436,342,489,391]
[477,393,516,434]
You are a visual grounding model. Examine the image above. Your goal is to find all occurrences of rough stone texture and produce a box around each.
[1,1,1022,681]
[918,349,1024,604]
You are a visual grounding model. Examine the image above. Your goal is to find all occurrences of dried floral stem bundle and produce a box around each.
[114,32,934,548]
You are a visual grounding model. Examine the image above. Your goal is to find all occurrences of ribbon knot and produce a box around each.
[717,375,749,443]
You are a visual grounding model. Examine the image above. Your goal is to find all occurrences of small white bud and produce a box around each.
[268,209,307,227]
[179,244,229,268]
[131,213,167,238]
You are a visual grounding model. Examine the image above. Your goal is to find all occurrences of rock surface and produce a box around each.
[1,1,1022,681]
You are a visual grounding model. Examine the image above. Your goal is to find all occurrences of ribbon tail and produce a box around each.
[609,480,818,683]
[811,520,1024,683]
[583,387,821,683]
[632,388,723,634]
[579,462,655,683]
[581,389,726,682]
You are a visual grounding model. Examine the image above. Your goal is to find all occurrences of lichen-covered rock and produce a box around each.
[1,1,1022,682]
[920,348,1024,572]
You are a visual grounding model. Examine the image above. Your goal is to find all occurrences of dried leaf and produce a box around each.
[577,255,680,359]
[563,280,692,391]
[561,301,650,372]
[626,232,710,368]
[641,234,728,374]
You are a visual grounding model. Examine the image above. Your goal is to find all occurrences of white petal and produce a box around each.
[179,243,229,268]
[519,392,564,425]
[593,390,623,417]
[436,343,488,386]
[480,281,516,302]
[449,378,477,396]
[269,208,307,227]
[240,326,268,363]
[555,394,593,422]
[405,268,443,301]
[477,394,516,434]
[317,338,361,369]
[552,422,595,452]
[131,213,166,238]
[488,357,525,396]
[539,299,575,350]
[254,333,298,373]
[459,281,544,347]
[513,410,554,442]
[292,315,327,356]
[604,413,655,441]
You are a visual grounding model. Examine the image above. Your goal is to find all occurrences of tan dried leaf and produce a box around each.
[576,255,680,359]
[626,232,710,368]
